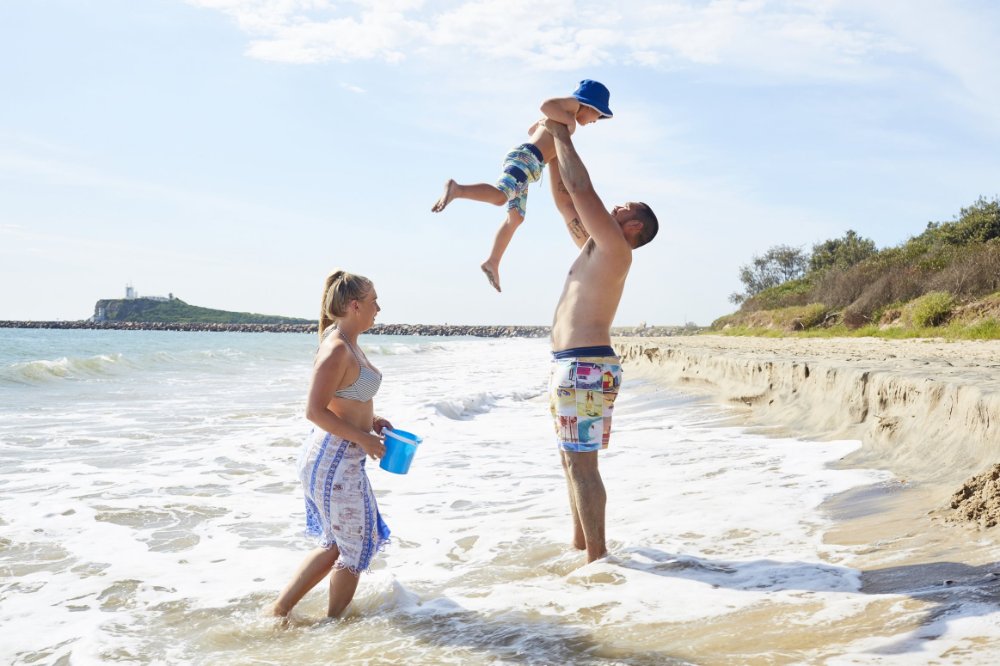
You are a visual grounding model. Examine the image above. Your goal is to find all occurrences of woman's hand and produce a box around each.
[359,432,386,460]
[372,415,394,435]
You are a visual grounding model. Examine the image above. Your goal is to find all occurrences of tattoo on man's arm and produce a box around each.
[558,181,568,193]
[569,217,587,241]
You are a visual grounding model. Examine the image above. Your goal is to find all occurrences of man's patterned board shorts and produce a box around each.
[548,354,622,453]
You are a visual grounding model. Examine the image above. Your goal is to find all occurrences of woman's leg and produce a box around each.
[327,567,362,618]
[271,545,340,616]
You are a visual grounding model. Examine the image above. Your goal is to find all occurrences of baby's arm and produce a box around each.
[540,96,581,130]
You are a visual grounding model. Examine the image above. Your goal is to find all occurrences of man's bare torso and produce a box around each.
[551,238,631,351]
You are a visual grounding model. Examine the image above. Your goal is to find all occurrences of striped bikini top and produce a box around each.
[333,337,382,402]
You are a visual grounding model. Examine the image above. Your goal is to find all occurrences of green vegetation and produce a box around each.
[717,196,1000,339]
[717,318,1000,341]
[94,298,311,325]
[906,291,955,327]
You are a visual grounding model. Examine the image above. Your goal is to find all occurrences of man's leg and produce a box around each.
[563,450,607,562]
[560,451,586,550]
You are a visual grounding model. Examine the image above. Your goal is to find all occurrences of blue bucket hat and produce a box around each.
[572,79,613,119]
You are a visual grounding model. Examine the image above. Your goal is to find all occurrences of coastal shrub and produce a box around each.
[711,313,742,329]
[751,304,827,330]
[907,291,955,327]
[875,303,904,326]
[784,303,829,330]
[841,306,870,329]
[730,245,810,304]
[812,264,875,309]
[810,230,878,272]
[846,266,927,321]
[739,277,813,312]
[719,196,1000,338]
[928,240,1000,296]
[916,196,1000,247]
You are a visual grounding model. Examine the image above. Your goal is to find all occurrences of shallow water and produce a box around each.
[3,329,1000,664]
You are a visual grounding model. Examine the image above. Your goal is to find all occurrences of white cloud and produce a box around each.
[185,0,910,80]
[840,0,1000,131]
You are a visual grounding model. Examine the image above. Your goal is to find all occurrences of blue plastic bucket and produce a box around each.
[379,428,422,475]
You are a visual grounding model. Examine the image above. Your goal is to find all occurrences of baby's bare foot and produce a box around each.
[432,179,456,212]
[480,262,501,292]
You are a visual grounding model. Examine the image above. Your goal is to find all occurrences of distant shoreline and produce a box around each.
[0,320,697,338]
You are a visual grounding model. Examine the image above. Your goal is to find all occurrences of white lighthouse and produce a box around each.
[125,282,137,300]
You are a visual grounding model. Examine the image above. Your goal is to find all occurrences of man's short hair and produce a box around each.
[633,202,659,248]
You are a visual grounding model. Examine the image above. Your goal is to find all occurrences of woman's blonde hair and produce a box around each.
[319,270,373,341]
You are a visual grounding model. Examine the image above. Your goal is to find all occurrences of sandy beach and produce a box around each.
[617,334,1000,606]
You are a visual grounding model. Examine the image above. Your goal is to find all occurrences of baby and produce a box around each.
[431,80,613,292]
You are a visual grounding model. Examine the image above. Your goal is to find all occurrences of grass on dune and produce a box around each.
[714,318,1000,341]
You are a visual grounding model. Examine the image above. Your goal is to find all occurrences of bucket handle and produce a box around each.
[385,429,421,446]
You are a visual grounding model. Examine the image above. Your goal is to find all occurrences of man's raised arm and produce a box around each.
[543,119,628,251]
[548,157,589,248]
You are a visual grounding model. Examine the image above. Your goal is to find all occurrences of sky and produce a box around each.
[2,0,999,326]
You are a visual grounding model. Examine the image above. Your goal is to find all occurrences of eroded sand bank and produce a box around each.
[615,335,1000,485]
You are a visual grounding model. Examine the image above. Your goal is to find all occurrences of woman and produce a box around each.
[271,270,393,619]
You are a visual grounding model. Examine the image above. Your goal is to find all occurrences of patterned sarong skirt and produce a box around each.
[298,429,391,574]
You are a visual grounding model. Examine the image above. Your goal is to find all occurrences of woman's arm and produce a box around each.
[372,415,393,435]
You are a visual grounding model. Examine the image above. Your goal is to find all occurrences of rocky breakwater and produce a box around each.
[2,320,701,337]
[0,320,315,333]
[0,320,557,337]
[370,323,550,337]
[614,335,1000,506]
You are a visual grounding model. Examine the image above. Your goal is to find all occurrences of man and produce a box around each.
[543,118,659,563]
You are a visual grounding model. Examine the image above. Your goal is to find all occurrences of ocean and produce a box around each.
[2,328,998,664]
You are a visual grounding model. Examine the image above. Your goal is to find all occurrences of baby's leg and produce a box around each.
[432,180,506,212]
[481,207,524,293]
